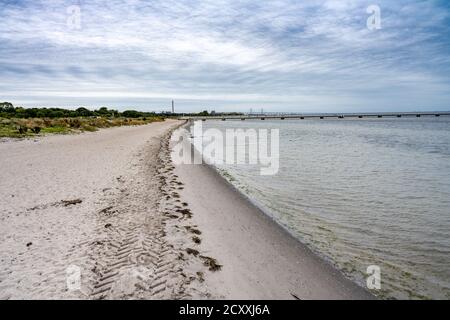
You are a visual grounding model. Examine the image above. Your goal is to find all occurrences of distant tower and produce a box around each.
[172,100,174,114]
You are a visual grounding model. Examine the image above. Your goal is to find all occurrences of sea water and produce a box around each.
[200,117,450,299]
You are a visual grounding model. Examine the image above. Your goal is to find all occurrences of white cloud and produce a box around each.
[0,0,449,111]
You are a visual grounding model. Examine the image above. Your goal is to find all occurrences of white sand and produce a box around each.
[0,120,214,299]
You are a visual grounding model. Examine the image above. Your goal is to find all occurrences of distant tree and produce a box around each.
[198,110,209,116]
[122,110,141,118]
[36,108,49,118]
[96,107,111,116]
[24,108,38,118]
[15,107,26,118]
[0,102,14,113]
[75,107,93,117]
[0,104,164,120]
[49,110,65,118]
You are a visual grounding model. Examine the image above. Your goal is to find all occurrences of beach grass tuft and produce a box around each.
[0,108,165,138]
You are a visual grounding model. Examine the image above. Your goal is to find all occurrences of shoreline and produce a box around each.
[171,123,375,299]
[1,120,373,299]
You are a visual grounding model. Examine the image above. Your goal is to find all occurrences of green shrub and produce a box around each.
[41,126,68,134]
[81,124,97,132]
[1,112,163,138]
[68,118,81,128]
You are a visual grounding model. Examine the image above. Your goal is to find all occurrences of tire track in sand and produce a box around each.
[65,128,218,299]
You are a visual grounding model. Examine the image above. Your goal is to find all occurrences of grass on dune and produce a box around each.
[0,116,164,138]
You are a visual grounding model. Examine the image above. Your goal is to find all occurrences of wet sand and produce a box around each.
[171,125,374,300]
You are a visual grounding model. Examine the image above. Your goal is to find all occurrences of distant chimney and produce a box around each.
[172,100,174,113]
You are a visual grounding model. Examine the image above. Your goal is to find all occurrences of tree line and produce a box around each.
[0,102,159,119]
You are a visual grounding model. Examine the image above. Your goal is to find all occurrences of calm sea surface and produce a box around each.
[199,117,450,299]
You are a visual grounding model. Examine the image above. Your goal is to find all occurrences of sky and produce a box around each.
[1,0,450,113]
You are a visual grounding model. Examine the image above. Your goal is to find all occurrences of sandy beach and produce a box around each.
[0,120,372,300]
[0,120,214,299]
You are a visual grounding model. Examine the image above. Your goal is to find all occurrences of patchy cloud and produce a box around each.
[1,0,449,112]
